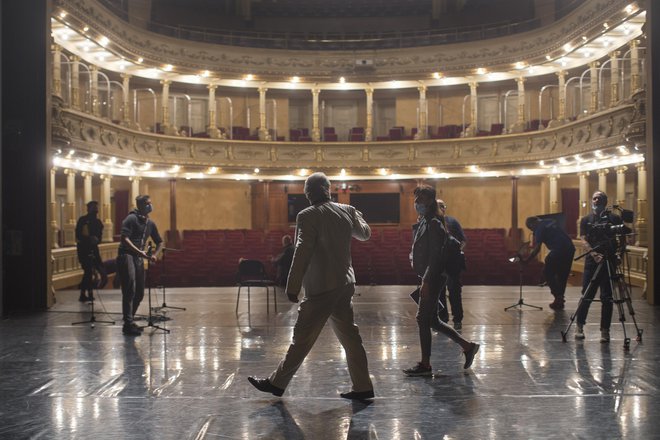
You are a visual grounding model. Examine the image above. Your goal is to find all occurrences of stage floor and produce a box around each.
[1,284,657,439]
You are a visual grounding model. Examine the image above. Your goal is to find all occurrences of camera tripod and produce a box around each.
[561,245,642,350]
[151,247,185,314]
[505,242,543,311]
[72,255,115,328]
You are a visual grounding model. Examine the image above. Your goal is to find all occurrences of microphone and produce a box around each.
[146,244,154,257]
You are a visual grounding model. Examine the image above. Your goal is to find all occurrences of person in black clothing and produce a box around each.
[574,191,623,343]
[437,199,467,330]
[403,185,479,377]
[272,234,294,287]
[525,215,576,310]
[117,195,163,336]
[75,201,104,302]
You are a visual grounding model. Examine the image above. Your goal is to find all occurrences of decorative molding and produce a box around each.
[58,104,637,173]
[55,0,637,82]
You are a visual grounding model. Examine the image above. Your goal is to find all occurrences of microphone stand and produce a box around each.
[505,242,543,311]
[142,245,170,334]
[73,253,115,328]
[152,247,186,313]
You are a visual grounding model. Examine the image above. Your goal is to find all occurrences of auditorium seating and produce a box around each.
[148,227,542,288]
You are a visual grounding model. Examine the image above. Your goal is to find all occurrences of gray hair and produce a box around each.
[304,172,331,204]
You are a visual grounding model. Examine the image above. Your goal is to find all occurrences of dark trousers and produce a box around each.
[77,247,101,296]
[544,249,575,301]
[576,258,614,330]
[416,277,466,360]
[438,272,463,323]
[117,254,145,324]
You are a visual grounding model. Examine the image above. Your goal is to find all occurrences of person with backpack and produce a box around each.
[437,199,467,330]
[404,185,480,377]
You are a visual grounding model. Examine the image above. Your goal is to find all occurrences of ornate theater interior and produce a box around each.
[1,0,659,438]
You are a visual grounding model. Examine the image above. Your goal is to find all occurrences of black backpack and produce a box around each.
[438,217,466,276]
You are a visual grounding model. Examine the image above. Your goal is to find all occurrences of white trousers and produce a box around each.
[269,283,373,392]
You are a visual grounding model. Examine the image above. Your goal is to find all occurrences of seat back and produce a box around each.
[238,259,267,281]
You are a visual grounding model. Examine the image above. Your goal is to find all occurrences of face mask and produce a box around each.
[145,204,153,214]
[415,203,427,216]
[592,203,604,214]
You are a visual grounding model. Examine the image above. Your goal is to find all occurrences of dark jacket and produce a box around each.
[410,216,447,285]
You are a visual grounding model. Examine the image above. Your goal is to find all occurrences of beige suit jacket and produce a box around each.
[285,201,371,296]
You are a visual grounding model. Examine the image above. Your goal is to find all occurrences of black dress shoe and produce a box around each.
[78,294,89,302]
[248,376,284,397]
[340,390,374,401]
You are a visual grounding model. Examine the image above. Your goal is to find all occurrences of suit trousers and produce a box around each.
[269,283,373,392]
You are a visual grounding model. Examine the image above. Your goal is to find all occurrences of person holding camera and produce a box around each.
[575,191,623,342]
[75,201,104,302]
[437,199,467,329]
[117,195,163,336]
[524,216,575,310]
[404,185,479,377]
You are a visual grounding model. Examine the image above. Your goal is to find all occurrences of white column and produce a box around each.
[311,87,321,142]
[549,174,560,213]
[616,166,628,208]
[63,169,77,246]
[206,84,222,138]
[82,172,93,203]
[578,171,590,231]
[464,82,478,137]
[510,77,526,133]
[635,162,647,246]
[121,73,132,126]
[366,87,374,141]
[414,85,427,139]
[71,55,80,110]
[160,79,178,135]
[258,86,270,141]
[589,61,599,113]
[50,168,59,248]
[129,176,141,209]
[610,50,620,107]
[52,44,62,98]
[100,174,113,242]
[597,168,609,195]
[630,39,640,94]
[91,64,99,116]
[557,70,566,121]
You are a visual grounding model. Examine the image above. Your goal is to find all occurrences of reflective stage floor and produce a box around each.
[1,284,657,439]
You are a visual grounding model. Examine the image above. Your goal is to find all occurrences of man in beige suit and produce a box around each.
[248,172,375,401]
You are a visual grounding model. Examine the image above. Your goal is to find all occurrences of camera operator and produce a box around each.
[437,199,467,330]
[75,201,104,302]
[524,216,575,310]
[117,195,163,336]
[575,191,623,343]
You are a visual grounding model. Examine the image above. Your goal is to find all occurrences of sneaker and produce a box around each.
[600,329,610,343]
[575,325,585,340]
[403,362,433,377]
[549,299,565,310]
[130,322,144,333]
[463,343,480,369]
[122,323,142,336]
[453,321,462,331]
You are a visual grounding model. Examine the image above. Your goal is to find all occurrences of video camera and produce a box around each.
[586,206,633,258]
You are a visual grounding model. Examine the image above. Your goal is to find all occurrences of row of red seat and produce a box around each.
[148,228,542,287]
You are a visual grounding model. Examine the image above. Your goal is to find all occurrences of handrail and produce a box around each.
[133,88,157,132]
[539,85,558,128]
